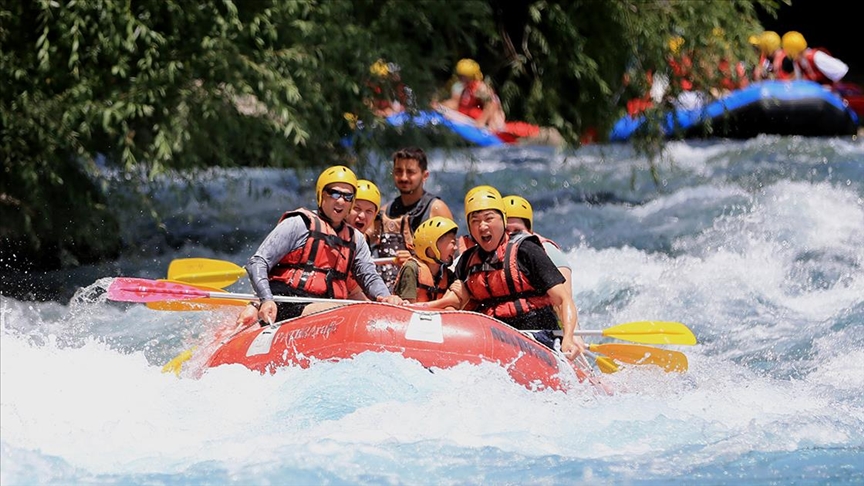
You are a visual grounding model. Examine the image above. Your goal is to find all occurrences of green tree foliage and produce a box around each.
[1,0,779,272]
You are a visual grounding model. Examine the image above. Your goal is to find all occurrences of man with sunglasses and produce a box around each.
[241,166,405,325]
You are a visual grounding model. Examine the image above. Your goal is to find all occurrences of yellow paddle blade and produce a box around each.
[589,343,689,372]
[594,355,620,374]
[604,321,697,345]
[167,258,246,289]
[145,280,248,311]
[146,298,248,311]
[161,346,197,376]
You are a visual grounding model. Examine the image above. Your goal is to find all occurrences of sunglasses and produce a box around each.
[325,188,355,202]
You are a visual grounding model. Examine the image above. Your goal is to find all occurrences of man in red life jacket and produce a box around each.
[503,195,573,300]
[777,31,849,85]
[750,31,782,81]
[378,147,454,290]
[439,58,506,131]
[448,189,586,360]
[393,216,461,307]
[239,166,405,325]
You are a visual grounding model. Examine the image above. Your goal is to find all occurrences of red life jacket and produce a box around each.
[718,59,748,91]
[772,51,797,80]
[668,55,694,91]
[394,257,452,302]
[458,80,485,119]
[797,48,831,84]
[269,208,357,299]
[463,232,552,321]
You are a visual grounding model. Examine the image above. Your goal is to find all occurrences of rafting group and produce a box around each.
[625,29,852,117]
[232,147,586,360]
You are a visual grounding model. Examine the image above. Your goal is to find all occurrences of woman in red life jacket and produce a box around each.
[503,195,573,300]
[449,189,585,360]
[439,58,506,131]
[236,166,406,326]
[393,216,461,307]
[780,31,849,85]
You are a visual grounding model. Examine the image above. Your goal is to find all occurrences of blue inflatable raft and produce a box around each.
[610,80,859,141]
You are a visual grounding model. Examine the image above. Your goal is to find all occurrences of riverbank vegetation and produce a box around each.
[1,0,779,274]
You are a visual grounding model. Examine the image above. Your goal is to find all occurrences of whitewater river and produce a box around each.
[2,137,863,484]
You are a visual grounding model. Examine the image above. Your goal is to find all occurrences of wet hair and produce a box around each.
[392,147,428,171]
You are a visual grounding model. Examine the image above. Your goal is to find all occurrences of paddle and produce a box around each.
[588,343,688,372]
[145,280,249,311]
[584,351,619,374]
[108,277,360,306]
[166,257,399,290]
[545,320,697,346]
[162,346,196,376]
[167,258,246,289]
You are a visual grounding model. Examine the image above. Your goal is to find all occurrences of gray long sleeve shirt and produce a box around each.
[245,213,391,301]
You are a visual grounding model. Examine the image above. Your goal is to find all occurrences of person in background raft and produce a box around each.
[237,166,405,326]
[438,58,506,131]
[777,31,849,85]
[378,147,454,289]
[750,31,782,81]
[503,195,573,299]
[443,189,586,360]
[393,216,462,308]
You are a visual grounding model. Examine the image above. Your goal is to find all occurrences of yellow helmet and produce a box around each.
[316,165,358,206]
[413,216,459,264]
[782,31,807,59]
[503,195,533,231]
[355,179,381,212]
[465,188,506,220]
[455,58,483,80]
[760,31,781,55]
[464,185,501,207]
[369,59,389,77]
[668,36,685,55]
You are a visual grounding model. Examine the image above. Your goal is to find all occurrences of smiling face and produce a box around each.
[468,209,505,252]
[392,157,428,196]
[348,199,378,231]
[435,231,458,265]
[319,182,355,225]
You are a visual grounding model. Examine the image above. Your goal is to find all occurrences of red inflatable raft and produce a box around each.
[206,302,607,393]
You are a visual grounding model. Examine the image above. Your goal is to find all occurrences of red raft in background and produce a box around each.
[205,302,609,394]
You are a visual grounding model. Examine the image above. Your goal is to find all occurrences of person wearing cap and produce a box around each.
[392,216,462,308]
[378,147,454,289]
[438,58,506,131]
[239,166,405,325]
[502,195,573,299]
[449,188,586,360]
[777,31,848,85]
